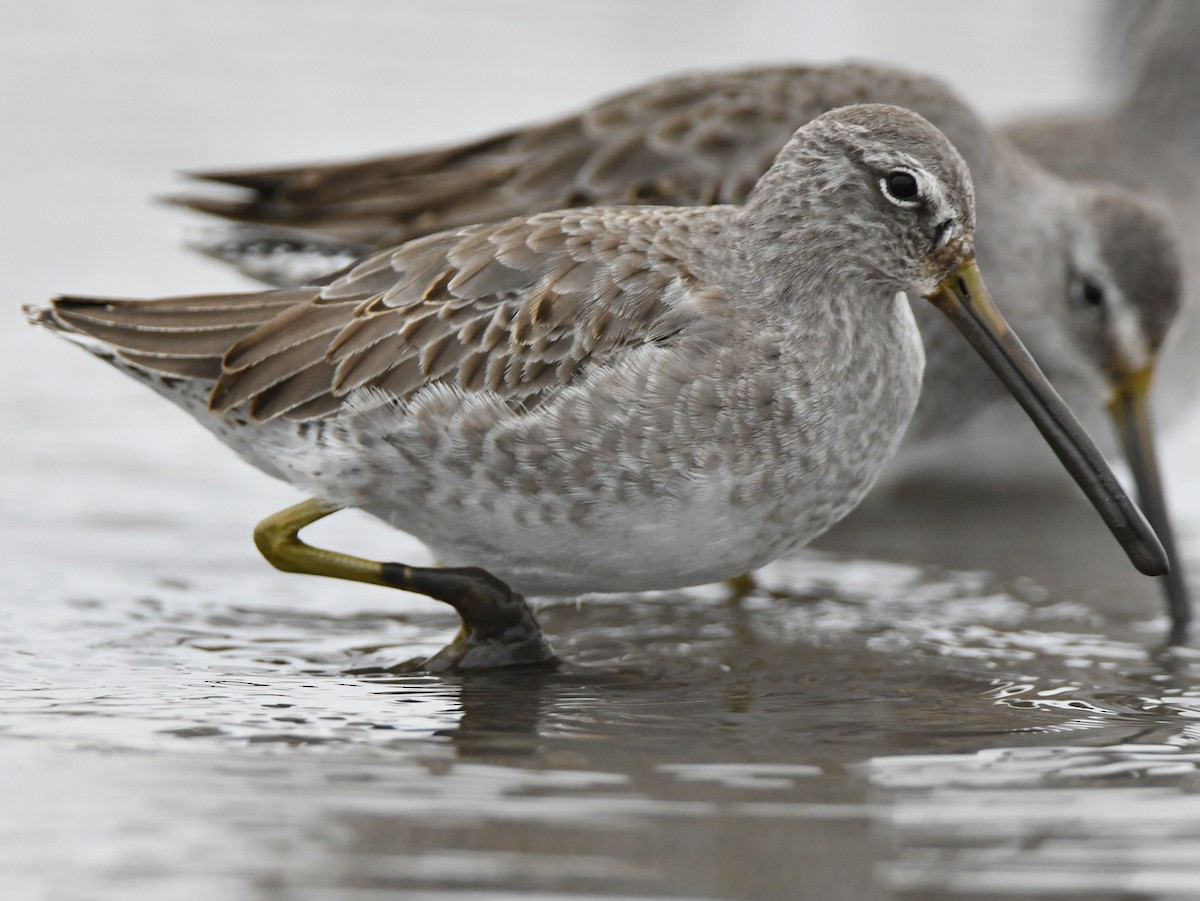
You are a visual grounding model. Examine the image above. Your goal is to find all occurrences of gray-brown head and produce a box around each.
[743,103,976,300]
[1055,187,1181,394]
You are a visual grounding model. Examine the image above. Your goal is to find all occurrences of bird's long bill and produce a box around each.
[1108,369,1192,638]
[926,258,1168,577]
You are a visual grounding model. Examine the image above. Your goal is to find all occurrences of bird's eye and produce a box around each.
[1076,277,1106,308]
[882,170,920,204]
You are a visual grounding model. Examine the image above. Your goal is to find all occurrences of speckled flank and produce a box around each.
[183,223,369,289]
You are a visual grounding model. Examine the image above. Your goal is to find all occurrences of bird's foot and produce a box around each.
[379,563,559,672]
[724,573,759,604]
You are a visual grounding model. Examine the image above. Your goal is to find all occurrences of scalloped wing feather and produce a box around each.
[42,208,716,424]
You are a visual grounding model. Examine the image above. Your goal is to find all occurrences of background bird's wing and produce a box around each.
[171,66,834,248]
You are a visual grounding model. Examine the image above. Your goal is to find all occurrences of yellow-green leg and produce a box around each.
[253,498,557,671]
[723,573,758,603]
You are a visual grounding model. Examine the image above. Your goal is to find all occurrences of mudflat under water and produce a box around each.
[6,3,1200,900]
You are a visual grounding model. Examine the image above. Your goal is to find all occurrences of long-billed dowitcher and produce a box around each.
[173,62,1191,638]
[28,105,1167,668]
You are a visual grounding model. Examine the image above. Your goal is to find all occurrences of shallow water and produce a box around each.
[7,3,1200,900]
[7,528,1200,900]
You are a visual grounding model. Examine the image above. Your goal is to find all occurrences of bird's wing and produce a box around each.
[170,66,833,248]
[39,207,717,422]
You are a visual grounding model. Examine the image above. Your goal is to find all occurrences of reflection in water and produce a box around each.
[432,674,548,757]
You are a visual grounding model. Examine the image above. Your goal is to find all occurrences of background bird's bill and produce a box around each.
[926,259,1169,581]
[1109,368,1192,640]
